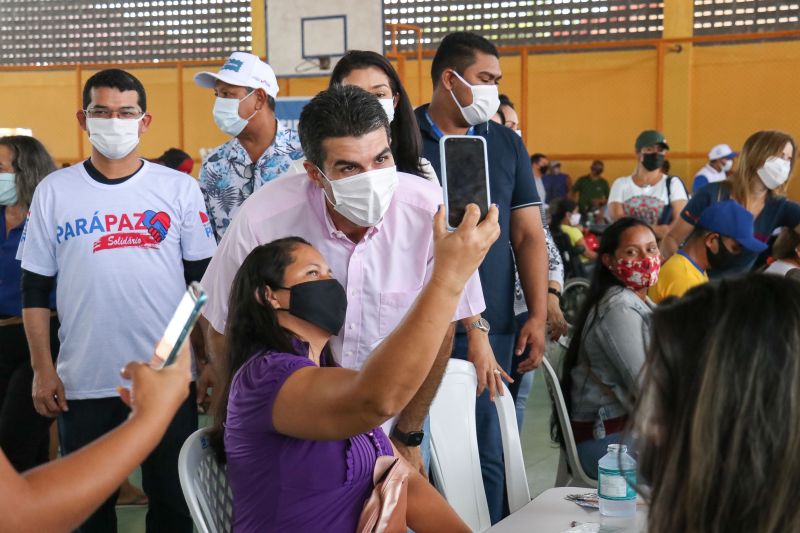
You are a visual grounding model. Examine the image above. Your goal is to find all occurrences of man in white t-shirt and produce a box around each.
[19,69,216,532]
[608,130,689,239]
[692,143,737,194]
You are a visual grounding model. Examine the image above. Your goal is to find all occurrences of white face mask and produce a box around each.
[757,156,791,190]
[568,212,582,226]
[379,98,395,123]
[86,116,143,160]
[449,71,500,126]
[213,91,256,137]
[721,159,733,172]
[0,173,17,206]
[319,165,399,227]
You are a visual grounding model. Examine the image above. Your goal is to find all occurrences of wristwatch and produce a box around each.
[391,426,425,447]
[465,317,491,334]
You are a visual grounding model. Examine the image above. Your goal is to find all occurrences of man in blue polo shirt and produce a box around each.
[415,31,549,524]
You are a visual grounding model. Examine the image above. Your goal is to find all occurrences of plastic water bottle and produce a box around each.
[598,444,636,517]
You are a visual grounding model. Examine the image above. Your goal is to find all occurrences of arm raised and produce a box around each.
[273,204,501,440]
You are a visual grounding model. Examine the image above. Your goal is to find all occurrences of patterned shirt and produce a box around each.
[199,126,305,241]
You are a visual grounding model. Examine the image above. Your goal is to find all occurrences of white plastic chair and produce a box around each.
[429,359,532,531]
[493,380,531,513]
[178,428,234,533]
[429,359,490,532]
[540,356,597,488]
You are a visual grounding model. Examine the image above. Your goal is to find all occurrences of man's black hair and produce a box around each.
[531,153,547,164]
[431,32,499,87]
[298,85,390,170]
[82,69,147,111]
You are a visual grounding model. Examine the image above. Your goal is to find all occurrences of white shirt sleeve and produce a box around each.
[669,176,689,202]
[179,179,217,261]
[19,186,58,277]
[607,177,626,204]
[200,211,260,334]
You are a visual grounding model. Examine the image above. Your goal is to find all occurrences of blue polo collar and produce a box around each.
[677,250,705,275]
[423,109,474,140]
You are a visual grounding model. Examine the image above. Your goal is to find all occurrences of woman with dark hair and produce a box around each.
[211,205,498,532]
[329,50,435,181]
[634,274,800,533]
[0,136,58,472]
[556,217,660,478]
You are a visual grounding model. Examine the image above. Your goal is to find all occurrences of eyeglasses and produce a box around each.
[84,107,144,120]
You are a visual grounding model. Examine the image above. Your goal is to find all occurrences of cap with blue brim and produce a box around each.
[697,200,768,253]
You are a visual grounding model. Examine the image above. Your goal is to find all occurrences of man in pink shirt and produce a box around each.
[201,85,495,470]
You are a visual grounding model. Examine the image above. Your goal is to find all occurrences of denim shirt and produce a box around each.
[569,285,653,422]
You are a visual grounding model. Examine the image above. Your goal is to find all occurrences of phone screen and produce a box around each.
[442,136,490,228]
[154,282,207,367]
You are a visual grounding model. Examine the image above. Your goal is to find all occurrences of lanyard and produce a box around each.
[424,110,474,140]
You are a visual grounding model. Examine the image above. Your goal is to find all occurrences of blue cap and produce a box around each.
[697,200,768,253]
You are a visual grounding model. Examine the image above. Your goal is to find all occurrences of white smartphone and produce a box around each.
[153,282,207,368]
[439,135,491,230]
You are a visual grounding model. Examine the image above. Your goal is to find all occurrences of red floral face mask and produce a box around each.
[608,255,661,291]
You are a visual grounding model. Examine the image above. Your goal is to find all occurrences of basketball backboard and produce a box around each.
[265,0,384,77]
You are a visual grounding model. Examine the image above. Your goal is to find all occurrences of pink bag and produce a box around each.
[357,455,410,533]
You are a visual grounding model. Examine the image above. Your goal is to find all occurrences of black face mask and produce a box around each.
[706,235,738,272]
[641,152,666,172]
[540,164,549,174]
[277,279,348,335]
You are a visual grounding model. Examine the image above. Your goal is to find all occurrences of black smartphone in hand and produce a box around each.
[440,135,491,230]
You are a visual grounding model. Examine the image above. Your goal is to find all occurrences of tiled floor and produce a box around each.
[117,353,563,532]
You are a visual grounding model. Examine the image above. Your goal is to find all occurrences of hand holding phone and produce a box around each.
[440,135,491,230]
[153,282,207,368]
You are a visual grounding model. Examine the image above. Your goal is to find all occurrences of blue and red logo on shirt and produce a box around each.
[199,211,213,238]
[91,210,172,253]
[55,210,172,253]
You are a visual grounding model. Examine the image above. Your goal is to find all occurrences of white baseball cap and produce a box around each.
[194,52,279,98]
[708,143,737,161]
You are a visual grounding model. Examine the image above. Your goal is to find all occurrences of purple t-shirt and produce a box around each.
[224,345,393,532]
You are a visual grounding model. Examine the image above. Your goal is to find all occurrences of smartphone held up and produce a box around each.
[440,135,491,230]
[152,282,207,368]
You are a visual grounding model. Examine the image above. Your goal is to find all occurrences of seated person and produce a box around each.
[552,199,597,264]
[634,274,800,533]
[649,200,766,303]
[765,227,800,276]
[556,218,660,478]
[211,205,498,532]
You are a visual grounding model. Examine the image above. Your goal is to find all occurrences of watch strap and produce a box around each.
[390,426,424,447]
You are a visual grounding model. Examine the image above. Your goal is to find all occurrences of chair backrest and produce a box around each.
[178,428,234,533]
[492,382,531,513]
[540,357,597,489]
[429,359,491,532]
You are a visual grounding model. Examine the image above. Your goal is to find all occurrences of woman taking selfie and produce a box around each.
[557,217,660,478]
[211,205,498,532]
[662,130,798,274]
